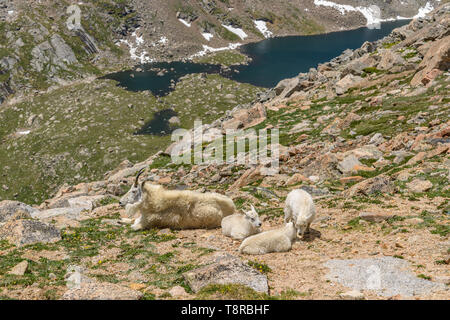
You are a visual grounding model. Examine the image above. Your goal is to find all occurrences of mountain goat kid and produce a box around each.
[239,222,296,255]
[119,170,236,230]
[221,205,262,240]
[284,189,316,238]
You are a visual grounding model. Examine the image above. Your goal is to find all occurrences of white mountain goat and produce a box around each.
[221,205,262,240]
[284,189,316,238]
[119,168,146,224]
[239,222,296,255]
[119,169,236,230]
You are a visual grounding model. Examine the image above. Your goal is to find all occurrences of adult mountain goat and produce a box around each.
[119,169,236,230]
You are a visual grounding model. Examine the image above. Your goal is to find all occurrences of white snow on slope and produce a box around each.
[313,0,436,27]
[117,29,153,64]
[190,43,242,58]
[314,0,358,14]
[158,36,168,45]
[254,20,273,38]
[202,32,214,41]
[222,24,248,40]
[178,18,191,27]
[413,2,435,18]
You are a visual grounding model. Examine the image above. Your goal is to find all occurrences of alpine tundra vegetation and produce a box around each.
[0,0,449,300]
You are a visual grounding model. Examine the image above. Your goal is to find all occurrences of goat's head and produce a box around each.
[119,168,145,207]
[243,205,262,228]
[294,216,308,237]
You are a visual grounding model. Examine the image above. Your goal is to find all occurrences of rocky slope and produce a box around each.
[0,3,449,300]
[0,0,441,104]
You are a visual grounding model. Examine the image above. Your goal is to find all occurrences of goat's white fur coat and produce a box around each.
[239,222,296,255]
[128,183,235,230]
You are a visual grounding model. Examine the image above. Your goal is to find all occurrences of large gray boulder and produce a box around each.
[324,256,445,297]
[335,74,363,95]
[31,34,78,73]
[183,253,269,293]
[0,200,39,223]
[63,281,143,300]
[0,219,61,246]
[343,174,396,197]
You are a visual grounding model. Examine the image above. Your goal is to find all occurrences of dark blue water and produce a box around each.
[234,20,410,87]
[134,109,178,135]
[104,20,410,95]
[103,61,223,97]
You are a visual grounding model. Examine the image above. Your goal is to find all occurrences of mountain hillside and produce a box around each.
[0,0,441,103]
[0,3,448,300]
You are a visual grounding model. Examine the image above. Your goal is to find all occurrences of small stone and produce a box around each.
[158,228,171,235]
[158,176,172,185]
[406,179,433,193]
[338,155,363,174]
[8,260,28,276]
[129,283,147,291]
[403,218,424,225]
[340,176,364,184]
[309,176,320,183]
[169,285,188,297]
[168,116,180,125]
[340,290,365,300]
[359,212,393,222]
[286,173,310,185]
[352,165,376,172]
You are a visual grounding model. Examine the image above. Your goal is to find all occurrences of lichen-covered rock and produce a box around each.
[62,281,143,300]
[0,200,39,223]
[8,261,29,276]
[183,253,268,293]
[343,174,396,197]
[411,35,450,86]
[335,74,363,95]
[0,219,61,246]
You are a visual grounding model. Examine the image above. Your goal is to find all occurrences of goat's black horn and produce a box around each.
[134,168,145,186]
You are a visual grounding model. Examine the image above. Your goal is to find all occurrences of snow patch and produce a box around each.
[117,29,153,64]
[17,130,31,135]
[313,0,436,27]
[414,2,434,18]
[178,18,192,27]
[202,32,214,41]
[222,24,248,40]
[314,0,358,15]
[190,43,242,59]
[158,36,168,45]
[254,20,273,38]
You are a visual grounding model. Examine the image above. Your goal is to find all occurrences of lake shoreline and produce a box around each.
[104,20,411,93]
